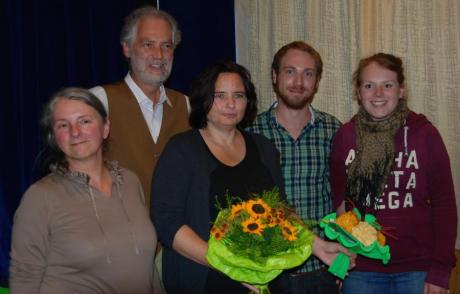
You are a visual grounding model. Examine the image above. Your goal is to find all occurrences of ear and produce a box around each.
[355,87,362,102]
[47,132,57,148]
[122,42,131,59]
[399,84,406,99]
[272,69,277,85]
[103,118,110,139]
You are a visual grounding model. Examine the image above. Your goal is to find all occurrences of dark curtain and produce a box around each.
[0,0,235,285]
[161,1,236,94]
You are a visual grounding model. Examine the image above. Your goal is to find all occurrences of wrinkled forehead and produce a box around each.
[52,97,105,121]
[133,16,173,41]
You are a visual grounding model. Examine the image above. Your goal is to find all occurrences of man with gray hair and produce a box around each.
[91,6,190,208]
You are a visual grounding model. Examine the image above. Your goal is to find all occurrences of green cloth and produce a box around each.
[320,211,391,278]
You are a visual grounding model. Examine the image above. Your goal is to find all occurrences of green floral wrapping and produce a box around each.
[206,220,315,285]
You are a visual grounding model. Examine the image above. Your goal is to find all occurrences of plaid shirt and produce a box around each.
[247,103,341,272]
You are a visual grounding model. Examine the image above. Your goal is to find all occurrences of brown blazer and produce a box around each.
[104,81,190,208]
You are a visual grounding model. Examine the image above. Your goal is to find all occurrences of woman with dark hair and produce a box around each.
[152,61,352,293]
[9,87,164,293]
[330,53,457,293]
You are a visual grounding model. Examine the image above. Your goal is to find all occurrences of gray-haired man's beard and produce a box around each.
[129,58,173,87]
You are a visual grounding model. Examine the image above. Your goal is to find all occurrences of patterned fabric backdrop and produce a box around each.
[235,0,460,248]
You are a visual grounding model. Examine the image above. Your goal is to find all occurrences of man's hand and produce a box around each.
[423,282,448,294]
[312,236,356,269]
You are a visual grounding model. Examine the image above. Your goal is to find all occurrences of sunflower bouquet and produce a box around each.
[206,188,314,293]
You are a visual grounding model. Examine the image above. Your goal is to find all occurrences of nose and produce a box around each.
[293,73,303,86]
[226,96,236,108]
[69,124,80,137]
[375,85,383,97]
[150,45,164,59]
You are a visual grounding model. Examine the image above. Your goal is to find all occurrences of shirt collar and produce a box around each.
[124,73,173,108]
[51,160,124,186]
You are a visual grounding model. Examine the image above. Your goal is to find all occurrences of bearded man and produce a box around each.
[247,41,342,294]
[90,6,190,207]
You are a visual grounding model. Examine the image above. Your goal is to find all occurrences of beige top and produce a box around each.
[9,162,164,293]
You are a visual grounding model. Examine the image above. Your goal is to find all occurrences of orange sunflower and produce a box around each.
[281,220,297,241]
[274,208,285,220]
[242,217,265,236]
[266,213,276,227]
[246,199,271,219]
[266,209,285,227]
[231,203,246,219]
[213,231,223,241]
[211,226,225,240]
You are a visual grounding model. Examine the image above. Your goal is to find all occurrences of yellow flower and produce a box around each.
[281,220,297,241]
[274,208,285,220]
[214,231,223,241]
[242,217,265,236]
[211,224,228,241]
[246,199,271,219]
[266,214,277,227]
[231,203,246,219]
[210,226,221,240]
[266,209,285,227]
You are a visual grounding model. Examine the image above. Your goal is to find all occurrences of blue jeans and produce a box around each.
[343,271,427,294]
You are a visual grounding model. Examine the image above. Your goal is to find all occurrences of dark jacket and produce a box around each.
[151,129,284,293]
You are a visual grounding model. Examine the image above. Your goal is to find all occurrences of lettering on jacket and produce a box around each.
[345,149,419,210]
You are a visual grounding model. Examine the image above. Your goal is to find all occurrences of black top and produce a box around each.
[207,131,276,223]
[204,132,276,293]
